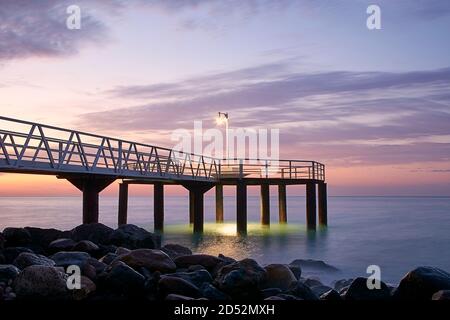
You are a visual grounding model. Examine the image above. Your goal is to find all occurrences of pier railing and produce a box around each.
[0,116,325,182]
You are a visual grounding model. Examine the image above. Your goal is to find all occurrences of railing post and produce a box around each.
[117,140,122,173]
[239,159,243,179]
[312,161,315,180]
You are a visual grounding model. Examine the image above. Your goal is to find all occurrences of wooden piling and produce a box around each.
[118,183,128,226]
[306,182,317,230]
[236,181,247,235]
[260,184,270,226]
[278,184,287,223]
[215,184,224,223]
[154,182,164,231]
[318,182,328,227]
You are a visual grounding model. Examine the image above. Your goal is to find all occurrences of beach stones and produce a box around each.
[263,264,297,291]
[71,223,114,244]
[174,254,223,270]
[2,228,32,247]
[161,244,192,259]
[432,290,450,300]
[0,264,20,282]
[393,266,450,300]
[102,261,145,296]
[2,247,34,264]
[108,224,158,249]
[51,251,91,268]
[287,280,319,300]
[24,227,70,249]
[214,258,267,299]
[344,277,391,300]
[48,238,77,253]
[200,283,230,300]
[13,265,69,299]
[73,275,96,300]
[72,240,100,254]
[158,276,202,298]
[290,259,339,272]
[13,252,55,269]
[115,249,176,273]
[167,269,213,288]
[320,289,342,300]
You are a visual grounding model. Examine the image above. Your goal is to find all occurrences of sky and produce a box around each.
[0,0,450,196]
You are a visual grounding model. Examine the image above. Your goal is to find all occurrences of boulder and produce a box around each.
[3,247,33,264]
[71,223,114,244]
[161,243,192,259]
[265,296,285,300]
[290,259,339,272]
[87,258,107,274]
[263,264,297,291]
[103,262,145,296]
[311,285,333,297]
[345,277,391,300]
[214,258,266,300]
[2,228,32,247]
[174,254,223,270]
[288,265,302,280]
[320,289,342,300]
[115,249,176,273]
[188,265,206,272]
[24,227,70,249]
[287,281,319,300]
[0,232,5,249]
[73,275,96,300]
[277,293,301,300]
[393,267,450,300]
[108,224,157,249]
[0,264,20,282]
[432,290,450,300]
[99,253,118,265]
[51,251,91,268]
[13,252,55,269]
[200,283,230,300]
[158,276,202,298]
[115,247,131,255]
[167,269,213,288]
[48,238,77,253]
[261,288,283,299]
[72,240,100,255]
[333,278,353,292]
[13,265,69,299]
[165,293,195,300]
[302,277,323,287]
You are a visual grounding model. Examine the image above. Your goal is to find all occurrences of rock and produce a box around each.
[311,285,333,297]
[345,277,391,300]
[81,262,97,281]
[73,275,96,300]
[287,281,319,300]
[72,240,100,255]
[0,265,20,282]
[0,232,5,249]
[158,276,202,298]
[188,265,206,272]
[174,254,223,271]
[277,293,301,300]
[200,283,230,300]
[393,267,450,300]
[333,278,353,292]
[265,296,285,300]
[13,252,55,269]
[165,293,195,300]
[161,243,192,259]
[13,265,69,299]
[302,277,323,287]
[108,224,157,249]
[103,262,145,296]
[115,247,131,255]
[261,288,283,299]
[51,251,91,268]
[214,258,266,300]
[115,249,176,273]
[290,259,339,272]
[288,265,302,280]
[71,223,114,244]
[263,264,297,291]
[218,254,236,264]
[320,289,342,300]
[3,247,33,264]
[87,258,107,274]
[24,227,70,249]
[2,228,32,247]
[168,270,213,288]
[48,238,77,253]
[432,290,450,300]
[99,253,118,265]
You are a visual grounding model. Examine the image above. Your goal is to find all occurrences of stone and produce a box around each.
[115,247,131,255]
[432,290,450,300]
[2,228,32,247]
[277,293,301,300]
[48,238,77,253]
[158,276,202,298]
[302,277,323,287]
[261,288,283,299]
[168,269,213,288]
[73,275,96,300]
[263,264,297,291]
[87,258,107,274]
[200,283,230,300]
[108,224,157,249]
[13,252,55,269]
[99,253,118,265]
[71,223,114,244]
[311,285,333,297]
[50,251,91,268]
[115,249,176,273]
[188,265,206,272]
[0,232,5,249]
[13,265,69,299]
[3,247,33,264]
[72,240,100,254]
[345,277,391,300]
[174,254,223,270]
[265,296,285,300]
[161,243,192,259]
[0,265,20,282]
[103,262,145,296]
[24,227,70,249]
[333,278,353,292]
[288,265,302,280]
[393,267,450,300]
[290,259,339,272]
[214,258,266,300]
[320,289,342,300]
[165,293,195,300]
[287,281,319,300]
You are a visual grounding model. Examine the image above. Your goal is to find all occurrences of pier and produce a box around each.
[0,116,327,234]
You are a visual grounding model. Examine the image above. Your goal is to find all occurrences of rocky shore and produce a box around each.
[1,223,450,301]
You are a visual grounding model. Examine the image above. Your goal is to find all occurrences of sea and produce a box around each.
[1,195,449,285]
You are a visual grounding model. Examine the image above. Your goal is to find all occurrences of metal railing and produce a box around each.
[0,116,325,182]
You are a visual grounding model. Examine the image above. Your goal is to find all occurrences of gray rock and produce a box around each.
[2,228,32,247]
[103,262,145,296]
[99,253,118,265]
[73,275,96,300]
[288,265,302,280]
[287,281,319,300]
[432,290,450,300]
[290,259,339,272]
[188,265,206,272]
[302,277,323,287]
[200,283,230,300]
[0,265,20,282]
[51,251,91,268]
[72,240,100,254]
[174,254,223,270]
[261,288,283,299]
[320,289,342,300]
[13,252,55,269]
[263,264,297,291]
[265,296,285,300]
[24,227,70,249]
[115,249,176,273]
[165,293,195,300]
[167,269,213,288]
[48,238,77,253]
[158,276,202,298]
[333,278,353,291]
[13,265,69,299]
[3,247,33,264]
[161,243,192,259]
[71,223,114,244]
[345,277,391,300]
[108,224,157,249]
[393,267,450,300]
[277,293,301,300]
[115,247,131,255]
[311,285,333,297]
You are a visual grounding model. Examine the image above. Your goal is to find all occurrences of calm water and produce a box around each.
[1,195,449,285]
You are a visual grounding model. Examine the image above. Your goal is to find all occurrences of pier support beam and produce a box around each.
[260,184,270,226]
[278,184,287,223]
[318,182,328,227]
[65,175,115,224]
[118,183,128,226]
[236,181,247,235]
[183,183,214,233]
[306,183,317,230]
[154,182,164,232]
[215,184,224,223]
